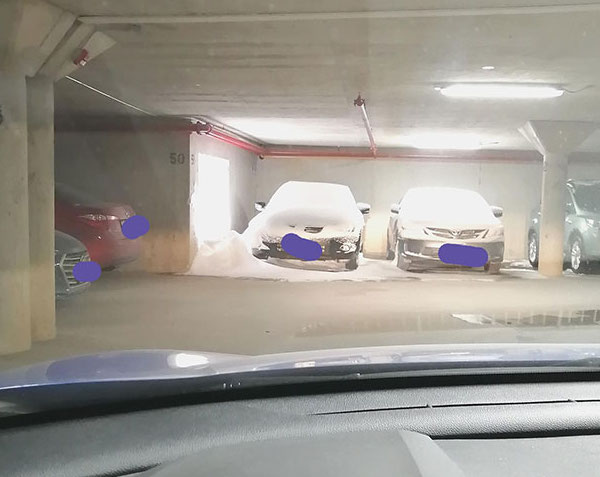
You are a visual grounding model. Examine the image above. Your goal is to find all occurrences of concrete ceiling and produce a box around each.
[50,0,600,151]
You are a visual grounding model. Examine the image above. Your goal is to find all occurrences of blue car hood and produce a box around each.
[1,343,600,390]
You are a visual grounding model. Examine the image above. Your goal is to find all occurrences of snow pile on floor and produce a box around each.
[187,232,383,281]
[185,232,520,282]
[186,231,273,278]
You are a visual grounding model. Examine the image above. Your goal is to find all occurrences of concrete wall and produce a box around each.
[255,157,547,260]
[55,129,258,272]
[55,130,192,272]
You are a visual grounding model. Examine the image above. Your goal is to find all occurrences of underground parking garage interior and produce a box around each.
[7,2,600,472]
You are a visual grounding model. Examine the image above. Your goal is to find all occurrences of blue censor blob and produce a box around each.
[281,233,323,261]
[438,243,489,268]
[73,261,102,282]
[122,215,150,239]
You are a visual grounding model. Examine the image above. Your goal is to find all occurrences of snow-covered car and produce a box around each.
[246,181,370,270]
[386,187,504,273]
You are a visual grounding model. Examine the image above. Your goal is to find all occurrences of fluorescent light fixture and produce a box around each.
[481,65,495,70]
[438,84,564,99]
[401,133,483,150]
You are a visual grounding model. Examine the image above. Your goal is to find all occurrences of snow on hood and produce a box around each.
[259,205,361,232]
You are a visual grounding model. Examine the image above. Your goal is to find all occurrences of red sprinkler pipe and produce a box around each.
[194,121,541,163]
[196,122,267,155]
[353,94,377,157]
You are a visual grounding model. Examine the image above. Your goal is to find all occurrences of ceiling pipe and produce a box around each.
[353,94,377,157]
[79,4,600,24]
[196,123,267,155]
[194,121,541,163]
[263,147,541,163]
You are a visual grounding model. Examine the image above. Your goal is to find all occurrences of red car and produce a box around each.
[55,183,141,269]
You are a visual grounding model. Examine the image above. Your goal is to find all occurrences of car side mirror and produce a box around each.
[491,206,503,218]
[357,202,370,215]
[390,203,400,214]
[255,201,266,212]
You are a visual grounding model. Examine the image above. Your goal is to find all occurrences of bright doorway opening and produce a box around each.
[192,154,231,242]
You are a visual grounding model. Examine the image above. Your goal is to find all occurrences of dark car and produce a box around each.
[55,231,91,298]
[55,183,141,269]
[246,181,370,270]
[528,179,600,273]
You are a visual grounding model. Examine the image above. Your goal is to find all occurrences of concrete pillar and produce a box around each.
[0,69,31,354]
[27,75,55,341]
[520,120,597,277]
[538,153,568,276]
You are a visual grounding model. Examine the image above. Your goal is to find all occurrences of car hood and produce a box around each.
[55,230,87,254]
[400,216,502,229]
[250,206,363,234]
[2,343,600,390]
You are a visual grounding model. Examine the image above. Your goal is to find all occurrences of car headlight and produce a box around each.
[339,242,357,253]
[585,218,600,228]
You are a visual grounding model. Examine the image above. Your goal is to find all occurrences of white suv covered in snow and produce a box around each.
[386,187,504,273]
[246,181,370,270]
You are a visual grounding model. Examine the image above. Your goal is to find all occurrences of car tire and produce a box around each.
[528,232,539,269]
[252,249,269,260]
[395,241,411,271]
[345,252,359,270]
[484,261,501,274]
[569,235,589,274]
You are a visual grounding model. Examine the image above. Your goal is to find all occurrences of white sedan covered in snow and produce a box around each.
[386,187,505,273]
[245,181,370,270]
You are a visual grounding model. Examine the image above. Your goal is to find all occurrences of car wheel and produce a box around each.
[528,232,539,269]
[484,261,501,274]
[570,236,588,273]
[345,252,359,270]
[395,241,411,271]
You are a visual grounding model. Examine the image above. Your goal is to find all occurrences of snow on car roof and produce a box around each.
[279,181,351,192]
[404,186,482,198]
[268,181,356,209]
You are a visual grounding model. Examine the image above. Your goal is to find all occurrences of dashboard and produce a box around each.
[2,377,600,476]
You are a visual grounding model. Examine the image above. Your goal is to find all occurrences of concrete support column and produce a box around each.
[538,153,568,276]
[0,69,31,354]
[27,75,55,341]
[520,120,597,277]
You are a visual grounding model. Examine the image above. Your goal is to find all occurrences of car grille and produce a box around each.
[61,252,90,287]
[425,227,487,240]
[276,243,326,252]
[303,226,324,234]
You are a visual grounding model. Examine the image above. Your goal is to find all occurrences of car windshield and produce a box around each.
[267,182,357,210]
[400,188,495,222]
[573,184,600,214]
[4,0,600,410]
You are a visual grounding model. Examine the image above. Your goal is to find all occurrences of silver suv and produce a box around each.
[528,180,600,273]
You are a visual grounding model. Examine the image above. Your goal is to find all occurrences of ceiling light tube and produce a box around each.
[438,84,564,99]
